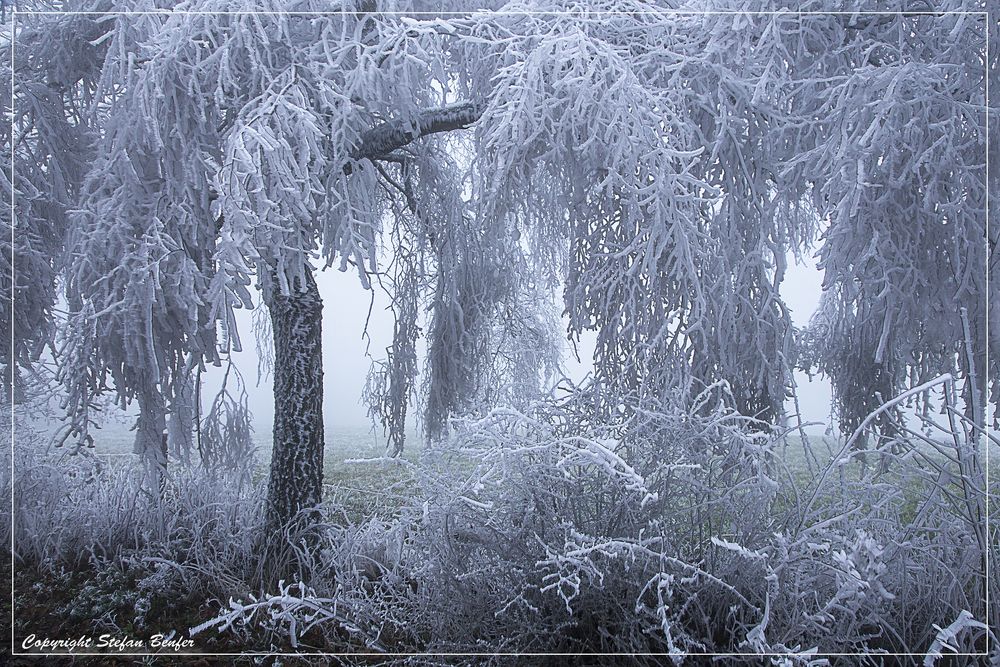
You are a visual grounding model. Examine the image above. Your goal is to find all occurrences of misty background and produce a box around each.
[196,250,833,435]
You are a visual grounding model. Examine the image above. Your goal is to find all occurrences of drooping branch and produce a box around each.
[346,101,484,171]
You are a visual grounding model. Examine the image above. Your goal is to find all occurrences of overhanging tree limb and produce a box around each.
[346,100,484,171]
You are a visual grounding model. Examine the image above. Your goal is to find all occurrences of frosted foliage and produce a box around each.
[173,386,995,657]
[363,147,562,448]
[778,2,994,436]
[22,0,990,455]
[61,97,218,452]
[465,4,712,409]
[363,260,419,457]
[432,3,815,419]
[422,192,538,441]
[194,0,469,296]
[364,3,811,432]
[200,387,257,486]
[2,4,103,402]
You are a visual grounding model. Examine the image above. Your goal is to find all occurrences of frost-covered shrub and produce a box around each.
[192,384,996,662]
[12,435,267,608]
[13,385,995,661]
[390,386,784,657]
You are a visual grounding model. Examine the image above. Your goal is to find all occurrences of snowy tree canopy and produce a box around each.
[785,6,995,438]
[2,10,101,403]
[3,0,995,459]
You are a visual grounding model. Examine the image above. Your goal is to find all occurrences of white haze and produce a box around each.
[201,251,833,432]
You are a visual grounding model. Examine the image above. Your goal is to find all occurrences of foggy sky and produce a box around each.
[203,251,834,432]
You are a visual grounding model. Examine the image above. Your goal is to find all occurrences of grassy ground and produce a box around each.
[13,418,997,660]
[31,418,998,525]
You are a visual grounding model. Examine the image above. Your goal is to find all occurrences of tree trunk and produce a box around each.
[167,369,196,466]
[264,267,325,533]
[135,380,168,495]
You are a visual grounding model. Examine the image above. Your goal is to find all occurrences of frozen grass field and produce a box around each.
[35,417,997,483]
[24,416,999,528]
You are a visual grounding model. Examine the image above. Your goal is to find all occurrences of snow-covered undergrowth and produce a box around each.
[9,418,269,631]
[10,387,998,663]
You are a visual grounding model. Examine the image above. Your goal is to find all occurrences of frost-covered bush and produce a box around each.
[10,381,995,661]
[188,383,996,661]
[12,430,267,611]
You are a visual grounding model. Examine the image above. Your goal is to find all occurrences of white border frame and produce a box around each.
[6,5,993,661]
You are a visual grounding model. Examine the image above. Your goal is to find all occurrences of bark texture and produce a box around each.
[346,101,484,169]
[264,267,325,532]
[135,379,168,493]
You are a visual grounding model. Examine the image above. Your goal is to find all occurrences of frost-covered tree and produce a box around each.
[781,4,996,440]
[2,8,101,405]
[53,0,499,529]
[29,0,994,535]
[365,3,810,440]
